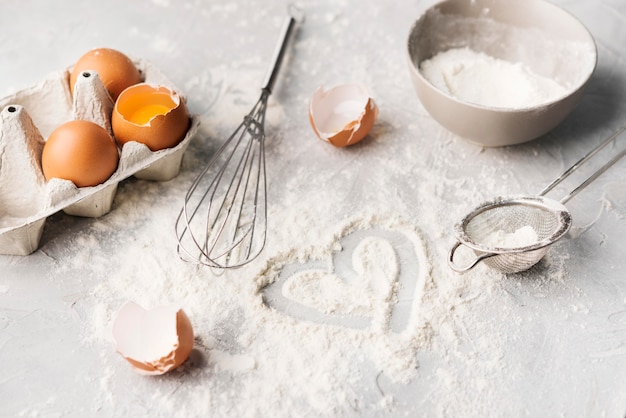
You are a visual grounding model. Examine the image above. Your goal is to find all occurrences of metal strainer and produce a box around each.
[449,126,626,274]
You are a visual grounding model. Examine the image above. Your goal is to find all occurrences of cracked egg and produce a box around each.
[112,83,190,151]
[309,83,378,147]
[112,301,194,375]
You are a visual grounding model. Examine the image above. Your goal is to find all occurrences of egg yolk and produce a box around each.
[118,91,177,126]
[112,83,190,151]
[128,103,174,125]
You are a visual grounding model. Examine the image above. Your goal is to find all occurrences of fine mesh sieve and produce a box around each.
[449,196,571,273]
[449,126,626,274]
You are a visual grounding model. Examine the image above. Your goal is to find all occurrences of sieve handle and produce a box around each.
[539,126,626,201]
[448,241,496,273]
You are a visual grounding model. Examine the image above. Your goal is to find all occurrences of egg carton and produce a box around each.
[0,60,200,256]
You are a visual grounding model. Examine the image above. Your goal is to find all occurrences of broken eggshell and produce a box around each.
[112,301,194,375]
[112,83,191,152]
[309,83,378,147]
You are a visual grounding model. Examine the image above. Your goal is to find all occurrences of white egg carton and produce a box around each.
[0,60,200,255]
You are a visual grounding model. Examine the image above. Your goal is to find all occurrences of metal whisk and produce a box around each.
[449,126,626,274]
[176,9,302,268]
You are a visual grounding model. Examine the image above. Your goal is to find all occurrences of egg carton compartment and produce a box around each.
[0,59,200,256]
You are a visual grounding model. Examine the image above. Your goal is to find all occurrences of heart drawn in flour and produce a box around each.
[258,223,429,333]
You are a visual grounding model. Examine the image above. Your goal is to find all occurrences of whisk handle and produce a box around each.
[262,6,302,94]
[448,241,495,273]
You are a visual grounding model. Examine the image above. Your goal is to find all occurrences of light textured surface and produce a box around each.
[1,0,626,416]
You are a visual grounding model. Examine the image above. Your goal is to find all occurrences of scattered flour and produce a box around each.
[420,47,568,108]
[282,270,373,315]
[281,235,399,316]
[4,9,596,418]
[45,59,574,415]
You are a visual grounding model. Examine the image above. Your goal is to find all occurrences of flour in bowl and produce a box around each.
[420,47,568,108]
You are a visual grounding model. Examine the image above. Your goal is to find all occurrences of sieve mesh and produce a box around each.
[464,203,560,250]
[451,197,572,274]
[449,127,625,274]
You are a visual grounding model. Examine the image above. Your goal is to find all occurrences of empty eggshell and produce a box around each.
[309,83,378,147]
[112,301,194,376]
[112,83,190,151]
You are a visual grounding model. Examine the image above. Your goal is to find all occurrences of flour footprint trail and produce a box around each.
[260,226,427,334]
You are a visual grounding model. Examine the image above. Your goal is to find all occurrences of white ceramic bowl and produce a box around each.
[407,0,597,147]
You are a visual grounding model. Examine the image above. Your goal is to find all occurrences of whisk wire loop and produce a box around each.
[175,14,297,269]
[176,95,268,268]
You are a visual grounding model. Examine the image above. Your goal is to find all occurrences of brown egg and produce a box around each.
[309,83,379,147]
[112,301,195,376]
[42,120,119,187]
[70,48,142,100]
[112,83,190,151]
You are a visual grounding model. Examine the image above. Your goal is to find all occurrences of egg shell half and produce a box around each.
[309,83,379,147]
[112,83,190,152]
[41,120,119,188]
[70,48,142,101]
[112,301,195,376]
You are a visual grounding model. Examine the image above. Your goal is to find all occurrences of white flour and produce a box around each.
[281,235,399,316]
[37,59,581,415]
[5,7,606,417]
[420,47,568,108]
[483,225,540,248]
